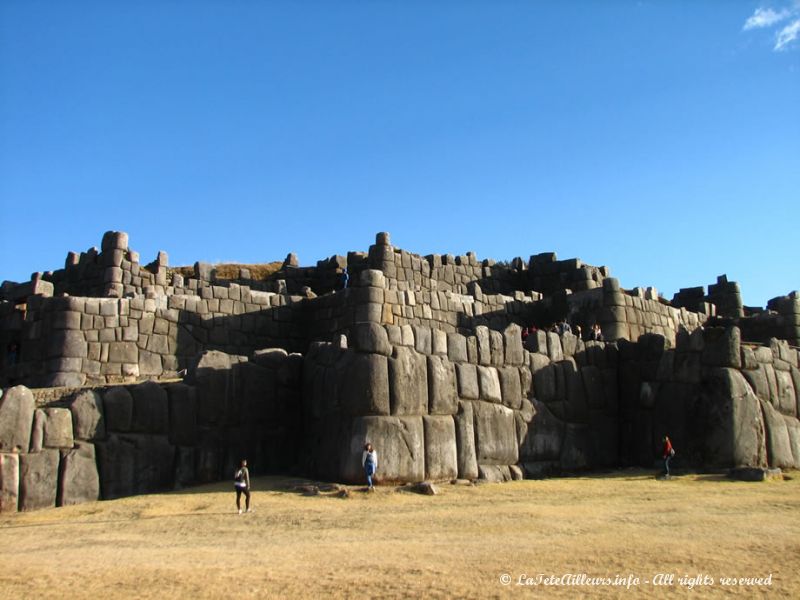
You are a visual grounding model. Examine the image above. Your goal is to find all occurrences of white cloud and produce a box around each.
[743,7,790,30]
[775,18,800,49]
[743,4,800,51]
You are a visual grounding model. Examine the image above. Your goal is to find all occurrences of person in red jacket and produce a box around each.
[662,436,675,478]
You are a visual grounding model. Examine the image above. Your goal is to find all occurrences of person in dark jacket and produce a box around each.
[234,459,251,514]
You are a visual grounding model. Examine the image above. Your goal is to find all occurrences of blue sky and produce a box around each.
[1,1,798,307]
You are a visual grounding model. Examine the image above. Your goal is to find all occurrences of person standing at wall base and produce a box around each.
[234,459,251,514]
[362,443,377,491]
[662,436,675,479]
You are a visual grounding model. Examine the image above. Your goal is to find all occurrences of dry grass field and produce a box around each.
[1,470,798,599]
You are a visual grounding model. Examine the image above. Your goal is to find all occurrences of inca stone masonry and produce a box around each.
[0,231,798,511]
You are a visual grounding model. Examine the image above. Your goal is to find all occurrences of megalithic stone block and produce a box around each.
[342,416,424,483]
[0,453,19,512]
[69,389,106,441]
[427,355,458,415]
[95,434,136,500]
[472,401,518,465]
[103,386,134,432]
[340,352,390,416]
[19,450,60,511]
[0,386,35,453]
[388,347,428,415]
[130,381,170,434]
[43,407,74,449]
[454,401,478,480]
[58,442,100,506]
[423,415,458,481]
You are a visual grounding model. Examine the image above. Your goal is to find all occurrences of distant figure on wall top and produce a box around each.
[341,267,350,290]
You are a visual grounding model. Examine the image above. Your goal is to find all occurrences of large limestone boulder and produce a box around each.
[581,365,606,410]
[340,352,390,416]
[174,446,197,488]
[497,367,522,410]
[446,333,468,364]
[69,389,106,441]
[490,330,505,367]
[478,464,512,482]
[503,324,525,366]
[0,386,35,452]
[130,381,169,434]
[701,368,767,468]
[701,327,741,368]
[58,442,100,506]
[342,416,424,483]
[472,401,518,465]
[454,401,478,480]
[167,383,198,446]
[0,453,19,512]
[477,366,502,403]
[588,412,619,467]
[427,355,458,415]
[533,363,563,404]
[423,415,458,480]
[475,326,492,366]
[561,360,589,423]
[352,323,392,356]
[29,409,45,453]
[456,363,479,400]
[388,347,428,415]
[103,386,134,432]
[519,399,565,462]
[784,416,800,467]
[191,350,233,426]
[774,369,797,417]
[95,434,136,499]
[43,408,74,449]
[560,423,592,471]
[127,434,176,494]
[760,400,794,469]
[19,450,59,511]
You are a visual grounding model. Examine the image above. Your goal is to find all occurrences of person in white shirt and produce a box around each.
[362,443,377,490]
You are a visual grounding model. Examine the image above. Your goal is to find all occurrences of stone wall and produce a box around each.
[5,288,307,388]
[364,233,607,298]
[566,278,710,346]
[303,318,628,483]
[740,293,800,347]
[0,346,301,511]
[616,327,800,470]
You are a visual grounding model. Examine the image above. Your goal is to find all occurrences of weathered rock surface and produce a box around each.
[130,381,170,434]
[343,416,424,483]
[388,347,427,416]
[423,415,458,480]
[427,355,458,415]
[0,453,19,512]
[69,389,105,441]
[0,386,35,452]
[58,441,100,506]
[19,450,59,511]
[454,401,478,480]
[103,386,134,432]
[472,401,518,465]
